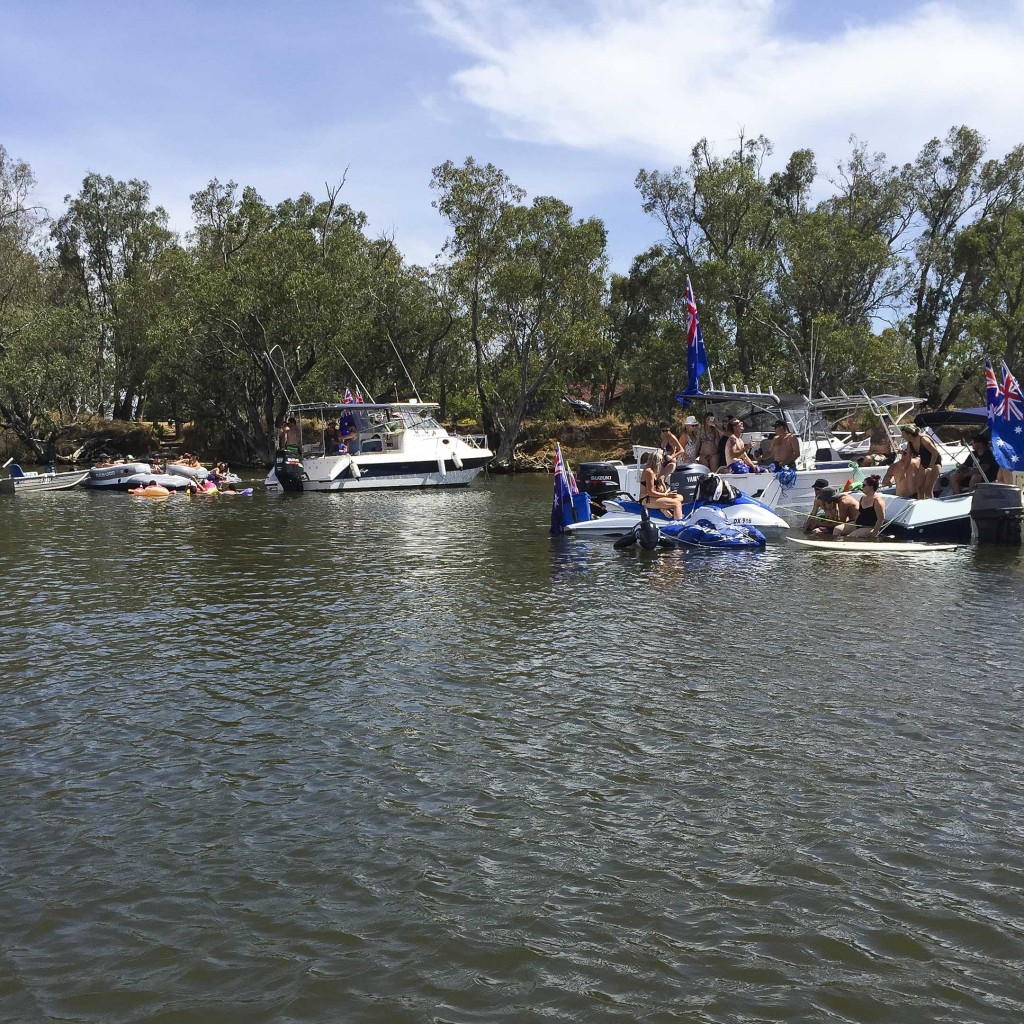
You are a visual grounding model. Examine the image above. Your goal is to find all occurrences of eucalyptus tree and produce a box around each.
[53,173,178,419]
[172,179,382,460]
[902,127,1024,406]
[431,158,526,442]
[0,146,94,459]
[432,158,609,465]
[636,135,812,381]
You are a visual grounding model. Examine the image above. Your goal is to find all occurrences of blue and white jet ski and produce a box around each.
[566,468,788,539]
[612,504,767,552]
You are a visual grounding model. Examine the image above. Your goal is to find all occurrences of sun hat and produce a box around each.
[818,486,839,503]
[683,415,699,426]
[812,478,830,490]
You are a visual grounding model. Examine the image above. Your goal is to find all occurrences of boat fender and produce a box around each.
[348,459,361,480]
[442,437,464,469]
[436,452,447,477]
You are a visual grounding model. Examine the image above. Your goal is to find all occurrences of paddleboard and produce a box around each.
[787,536,961,554]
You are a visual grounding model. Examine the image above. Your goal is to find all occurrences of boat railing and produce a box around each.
[457,433,490,449]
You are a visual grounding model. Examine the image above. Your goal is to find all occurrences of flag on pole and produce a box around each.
[550,442,580,534]
[675,276,709,405]
[343,388,354,404]
[987,359,1024,471]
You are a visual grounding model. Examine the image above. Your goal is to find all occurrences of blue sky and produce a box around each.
[4,0,1023,271]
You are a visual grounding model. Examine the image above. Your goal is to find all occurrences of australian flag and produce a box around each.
[986,358,1024,471]
[550,442,581,534]
[675,276,708,406]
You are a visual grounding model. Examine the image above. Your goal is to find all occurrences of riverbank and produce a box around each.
[1,413,654,472]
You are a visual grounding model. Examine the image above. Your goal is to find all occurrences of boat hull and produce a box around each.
[265,455,490,492]
[9,470,90,492]
[880,493,974,544]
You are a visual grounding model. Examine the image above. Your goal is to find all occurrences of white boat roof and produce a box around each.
[287,400,440,414]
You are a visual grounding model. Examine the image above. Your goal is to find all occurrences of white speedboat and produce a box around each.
[265,400,492,492]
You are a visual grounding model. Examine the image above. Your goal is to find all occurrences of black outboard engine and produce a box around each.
[971,482,1023,545]
[669,462,710,501]
[577,461,622,501]
[274,450,307,492]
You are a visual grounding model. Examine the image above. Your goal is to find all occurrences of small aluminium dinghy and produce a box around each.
[787,536,961,554]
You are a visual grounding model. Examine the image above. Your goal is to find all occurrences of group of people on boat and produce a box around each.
[658,415,801,476]
[279,414,361,455]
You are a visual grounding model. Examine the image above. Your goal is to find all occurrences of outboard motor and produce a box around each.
[971,482,1023,545]
[668,462,710,501]
[613,504,665,551]
[274,450,307,492]
[577,461,622,501]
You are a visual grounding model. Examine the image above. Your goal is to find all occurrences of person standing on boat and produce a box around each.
[323,419,340,453]
[339,412,360,454]
[696,413,721,471]
[680,416,700,463]
[723,418,765,474]
[279,417,301,451]
[834,475,886,539]
[900,425,942,499]
[881,445,917,497]
[761,420,800,468]
[640,452,684,520]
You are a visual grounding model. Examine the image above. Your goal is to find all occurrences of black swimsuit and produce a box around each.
[855,500,878,528]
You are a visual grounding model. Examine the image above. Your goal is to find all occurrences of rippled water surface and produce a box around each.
[2,477,1024,1023]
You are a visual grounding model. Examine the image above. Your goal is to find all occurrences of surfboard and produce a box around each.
[787,536,961,553]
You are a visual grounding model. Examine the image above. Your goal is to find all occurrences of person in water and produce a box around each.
[834,475,886,539]
[723,418,764,473]
[900,424,942,499]
[639,451,684,520]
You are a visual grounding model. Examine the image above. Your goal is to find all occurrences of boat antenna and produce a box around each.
[331,346,374,403]
[385,328,421,403]
[265,345,303,405]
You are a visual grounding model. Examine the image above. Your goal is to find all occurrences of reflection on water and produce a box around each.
[2,477,1024,1023]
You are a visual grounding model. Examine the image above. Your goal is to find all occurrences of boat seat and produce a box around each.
[360,438,383,453]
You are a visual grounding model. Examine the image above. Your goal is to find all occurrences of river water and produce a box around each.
[2,476,1023,1023]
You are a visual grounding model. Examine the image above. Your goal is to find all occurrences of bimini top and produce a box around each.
[287,399,440,415]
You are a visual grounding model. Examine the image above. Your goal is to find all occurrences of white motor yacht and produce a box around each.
[265,400,493,492]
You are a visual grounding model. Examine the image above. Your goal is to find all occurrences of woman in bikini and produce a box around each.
[833,475,886,539]
[639,452,684,520]
[696,413,721,471]
[900,424,942,499]
[658,422,685,478]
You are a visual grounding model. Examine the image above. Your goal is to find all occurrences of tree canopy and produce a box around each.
[1,126,1022,464]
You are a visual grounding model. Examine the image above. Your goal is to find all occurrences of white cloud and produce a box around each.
[417,0,1024,170]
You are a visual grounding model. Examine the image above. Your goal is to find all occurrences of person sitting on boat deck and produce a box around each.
[339,412,361,454]
[833,475,886,539]
[760,420,800,468]
[279,417,301,451]
[723,418,765,474]
[859,426,894,466]
[950,435,999,494]
[640,452,684,520]
[681,415,700,463]
[323,419,340,453]
[804,485,859,534]
[658,421,685,477]
[900,424,942,499]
